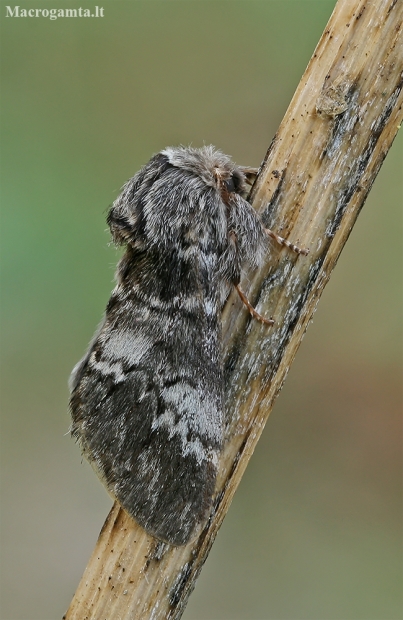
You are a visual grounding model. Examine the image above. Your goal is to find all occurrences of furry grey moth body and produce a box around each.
[69,146,306,546]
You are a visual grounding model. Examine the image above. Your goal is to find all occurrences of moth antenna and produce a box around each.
[264,228,309,256]
[235,285,274,326]
[238,166,259,186]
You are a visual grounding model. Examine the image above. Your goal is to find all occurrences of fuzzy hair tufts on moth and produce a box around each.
[69,145,307,545]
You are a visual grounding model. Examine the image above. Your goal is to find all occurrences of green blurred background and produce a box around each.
[1,1,401,619]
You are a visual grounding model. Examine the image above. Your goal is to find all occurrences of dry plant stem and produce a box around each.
[64,1,403,618]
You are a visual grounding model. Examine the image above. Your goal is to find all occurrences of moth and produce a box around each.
[69,146,307,545]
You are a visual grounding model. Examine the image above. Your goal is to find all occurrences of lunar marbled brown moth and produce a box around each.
[69,146,307,545]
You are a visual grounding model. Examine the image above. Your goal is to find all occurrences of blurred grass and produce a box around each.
[0,1,401,619]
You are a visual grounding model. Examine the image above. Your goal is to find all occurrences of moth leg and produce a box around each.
[238,166,259,186]
[239,170,309,256]
[264,228,309,256]
[235,285,274,326]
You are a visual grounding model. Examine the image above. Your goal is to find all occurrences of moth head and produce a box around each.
[217,168,248,204]
[161,145,248,197]
[221,173,243,194]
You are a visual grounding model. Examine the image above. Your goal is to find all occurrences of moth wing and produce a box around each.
[70,300,222,546]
